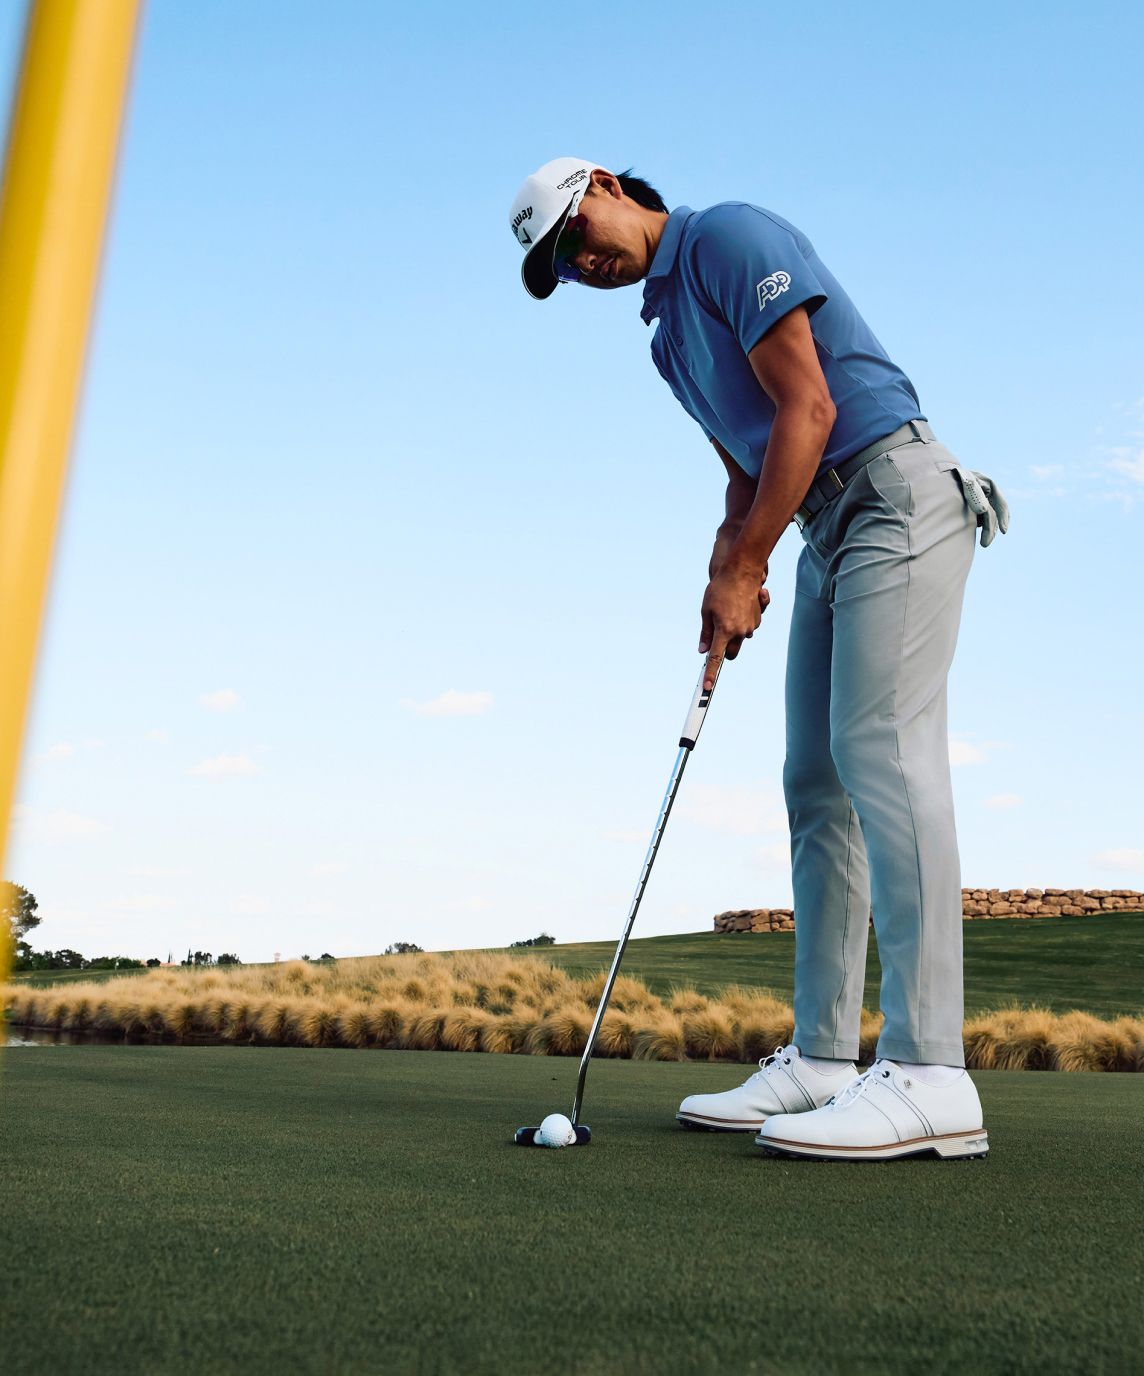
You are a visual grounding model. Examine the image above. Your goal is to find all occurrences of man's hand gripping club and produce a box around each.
[699,565,770,693]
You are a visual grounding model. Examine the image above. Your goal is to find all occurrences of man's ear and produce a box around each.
[590,169,623,200]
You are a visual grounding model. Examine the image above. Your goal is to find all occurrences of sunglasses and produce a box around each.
[553,213,589,284]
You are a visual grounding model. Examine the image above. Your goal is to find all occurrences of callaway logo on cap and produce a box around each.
[509,157,604,300]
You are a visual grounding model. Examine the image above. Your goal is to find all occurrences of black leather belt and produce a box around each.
[793,419,935,531]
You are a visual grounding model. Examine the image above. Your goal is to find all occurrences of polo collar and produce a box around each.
[641,205,692,324]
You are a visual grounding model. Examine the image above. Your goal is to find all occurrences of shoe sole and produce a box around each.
[755,1129,989,1161]
[676,1112,764,1133]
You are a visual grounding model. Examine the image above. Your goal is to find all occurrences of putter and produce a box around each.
[514,663,721,1146]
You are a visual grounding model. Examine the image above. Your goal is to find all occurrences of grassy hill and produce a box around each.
[11,913,1143,1021]
[516,912,1144,1021]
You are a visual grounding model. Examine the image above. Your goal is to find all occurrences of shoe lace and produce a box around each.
[748,1045,791,1083]
[828,1060,890,1111]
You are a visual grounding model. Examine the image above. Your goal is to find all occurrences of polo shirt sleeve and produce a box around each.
[688,203,828,355]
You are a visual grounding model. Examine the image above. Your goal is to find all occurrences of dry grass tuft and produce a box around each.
[405,1010,446,1051]
[858,1009,885,1063]
[440,1008,494,1053]
[681,1006,736,1060]
[4,952,1141,1071]
[632,1014,687,1062]
[595,1009,637,1058]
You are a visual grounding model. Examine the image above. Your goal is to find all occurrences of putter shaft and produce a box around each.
[570,666,719,1126]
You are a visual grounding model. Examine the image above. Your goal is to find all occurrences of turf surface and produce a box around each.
[534,913,1144,1020]
[1,1045,1140,1374]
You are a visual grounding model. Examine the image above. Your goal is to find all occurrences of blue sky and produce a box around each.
[4,0,1142,962]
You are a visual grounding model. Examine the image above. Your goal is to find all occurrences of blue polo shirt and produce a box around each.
[640,203,924,479]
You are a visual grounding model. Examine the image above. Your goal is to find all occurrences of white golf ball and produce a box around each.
[536,1113,576,1148]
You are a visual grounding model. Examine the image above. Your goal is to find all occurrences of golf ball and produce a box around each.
[536,1113,576,1148]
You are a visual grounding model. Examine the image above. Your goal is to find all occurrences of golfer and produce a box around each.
[509,159,1009,1161]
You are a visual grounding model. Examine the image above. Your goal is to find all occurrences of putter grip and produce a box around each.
[679,667,718,750]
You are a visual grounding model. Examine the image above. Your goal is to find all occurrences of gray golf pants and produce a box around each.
[784,434,980,1066]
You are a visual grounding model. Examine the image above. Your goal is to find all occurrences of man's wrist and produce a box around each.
[720,541,771,583]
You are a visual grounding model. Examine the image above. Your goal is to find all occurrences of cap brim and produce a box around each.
[521,196,575,301]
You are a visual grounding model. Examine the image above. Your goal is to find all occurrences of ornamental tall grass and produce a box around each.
[4,951,1142,1070]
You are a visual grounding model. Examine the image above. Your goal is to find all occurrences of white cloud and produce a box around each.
[1093,848,1144,873]
[446,895,493,913]
[189,753,260,778]
[200,688,241,713]
[10,804,109,842]
[755,841,791,869]
[104,893,178,914]
[33,738,104,764]
[948,737,987,766]
[146,728,171,744]
[37,741,76,762]
[678,784,786,837]
[1030,464,1064,480]
[229,893,271,916]
[401,690,493,719]
[985,793,1023,810]
[308,862,349,878]
[1107,448,1144,486]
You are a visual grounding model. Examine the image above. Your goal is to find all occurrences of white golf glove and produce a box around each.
[956,468,1010,548]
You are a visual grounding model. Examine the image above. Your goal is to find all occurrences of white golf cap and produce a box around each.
[509,157,605,300]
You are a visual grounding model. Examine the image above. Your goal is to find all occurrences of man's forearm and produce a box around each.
[722,405,833,580]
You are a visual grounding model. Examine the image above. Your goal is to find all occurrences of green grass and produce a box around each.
[530,912,1144,1020]
[0,1045,1141,1374]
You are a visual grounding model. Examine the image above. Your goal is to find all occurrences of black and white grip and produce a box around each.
[679,665,720,750]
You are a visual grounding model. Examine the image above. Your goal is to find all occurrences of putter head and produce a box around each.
[513,1125,592,1146]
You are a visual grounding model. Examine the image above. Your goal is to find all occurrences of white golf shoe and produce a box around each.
[676,1046,858,1132]
[755,1059,989,1161]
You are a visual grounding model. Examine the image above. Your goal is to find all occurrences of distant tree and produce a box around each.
[318,952,335,962]
[3,883,40,954]
[300,953,312,962]
[86,955,144,971]
[509,933,557,948]
[216,953,241,966]
[53,948,86,969]
[146,958,161,968]
[384,942,423,955]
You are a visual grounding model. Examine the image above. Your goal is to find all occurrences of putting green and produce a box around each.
[1,1046,1140,1374]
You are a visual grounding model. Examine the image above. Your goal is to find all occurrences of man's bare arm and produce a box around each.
[722,306,836,583]
[699,306,835,687]
[709,437,757,577]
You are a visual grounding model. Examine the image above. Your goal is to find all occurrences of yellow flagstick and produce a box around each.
[0,0,142,994]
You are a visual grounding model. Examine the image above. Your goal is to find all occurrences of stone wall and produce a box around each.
[713,889,1144,934]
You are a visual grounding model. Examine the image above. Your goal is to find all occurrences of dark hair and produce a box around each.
[616,168,668,213]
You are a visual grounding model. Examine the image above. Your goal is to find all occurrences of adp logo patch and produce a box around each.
[756,271,792,311]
